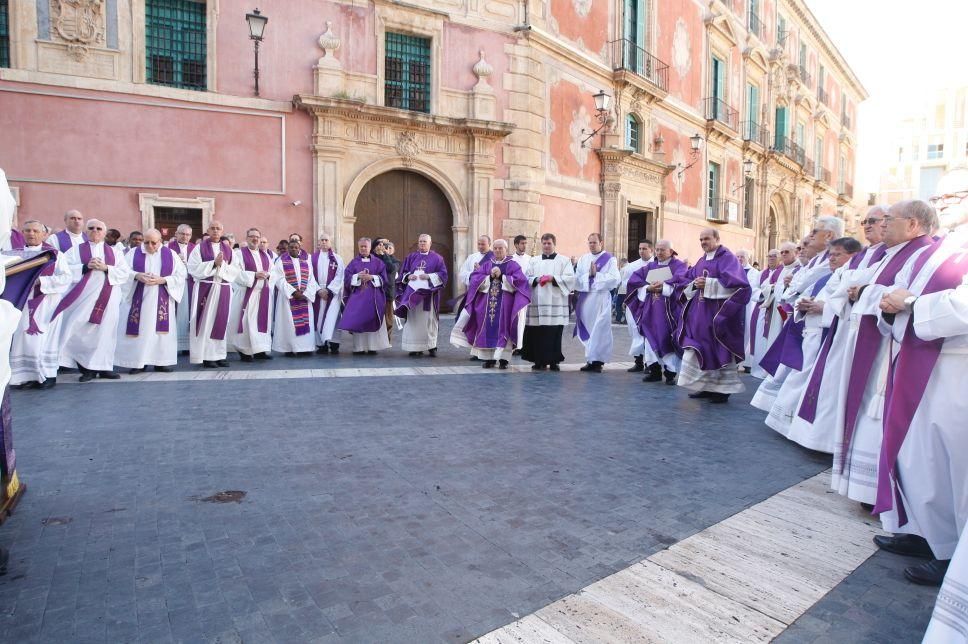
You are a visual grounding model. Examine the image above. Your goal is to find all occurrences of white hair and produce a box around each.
[176,223,193,233]
[815,215,845,238]
[492,239,508,248]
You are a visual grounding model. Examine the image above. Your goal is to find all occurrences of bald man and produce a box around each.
[187,220,241,368]
[47,209,88,253]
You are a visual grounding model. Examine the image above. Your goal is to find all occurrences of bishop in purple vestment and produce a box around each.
[338,238,391,354]
[395,234,449,356]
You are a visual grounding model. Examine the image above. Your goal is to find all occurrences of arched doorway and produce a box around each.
[354,169,454,294]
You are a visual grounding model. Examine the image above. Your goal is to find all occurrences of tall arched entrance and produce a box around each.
[354,169,455,293]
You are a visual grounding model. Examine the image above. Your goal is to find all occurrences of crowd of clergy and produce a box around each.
[5,197,968,638]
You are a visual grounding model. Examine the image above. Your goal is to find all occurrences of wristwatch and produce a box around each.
[903,295,918,309]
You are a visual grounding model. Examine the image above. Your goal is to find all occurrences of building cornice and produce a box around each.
[783,0,869,100]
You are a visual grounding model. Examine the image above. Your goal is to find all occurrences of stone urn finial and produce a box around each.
[473,50,493,88]
[318,21,341,57]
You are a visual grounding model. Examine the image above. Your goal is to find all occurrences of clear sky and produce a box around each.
[805,0,968,194]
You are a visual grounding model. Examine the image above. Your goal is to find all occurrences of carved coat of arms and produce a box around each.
[51,0,106,46]
[395,132,421,166]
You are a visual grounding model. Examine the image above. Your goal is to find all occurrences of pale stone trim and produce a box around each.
[130,0,218,92]
[138,193,216,232]
[374,0,444,113]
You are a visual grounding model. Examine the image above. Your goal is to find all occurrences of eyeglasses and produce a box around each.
[860,218,883,226]
[87,226,104,231]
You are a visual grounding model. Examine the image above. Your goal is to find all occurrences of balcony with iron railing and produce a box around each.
[703,97,738,131]
[748,12,763,40]
[840,181,853,199]
[818,87,830,107]
[610,39,669,93]
[841,113,852,130]
[798,65,812,87]
[706,198,732,222]
[773,135,805,166]
[741,120,770,148]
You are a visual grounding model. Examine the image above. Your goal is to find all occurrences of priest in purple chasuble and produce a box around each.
[338,237,391,353]
[625,239,688,384]
[115,229,187,373]
[53,218,132,381]
[8,220,73,389]
[312,233,345,354]
[187,221,241,368]
[46,209,88,253]
[395,234,449,356]
[675,228,751,403]
[450,239,531,368]
[574,233,621,373]
[271,235,319,356]
[168,223,196,353]
[830,201,936,507]
[869,204,966,587]
[230,227,276,361]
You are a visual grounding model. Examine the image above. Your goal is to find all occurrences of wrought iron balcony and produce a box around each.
[610,39,669,93]
[840,181,853,198]
[703,97,738,130]
[773,135,805,165]
[741,120,770,148]
[707,198,732,223]
[841,113,852,130]
[798,65,812,87]
[818,87,830,107]
[748,12,763,39]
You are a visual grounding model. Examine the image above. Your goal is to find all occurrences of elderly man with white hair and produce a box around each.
[395,234,449,357]
[312,232,344,354]
[115,229,187,373]
[8,220,73,389]
[167,223,195,354]
[46,210,88,253]
[53,218,132,381]
[751,241,799,378]
[574,233,621,373]
[187,220,241,368]
[229,227,275,362]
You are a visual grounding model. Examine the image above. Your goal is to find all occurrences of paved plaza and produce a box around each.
[0,318,939,643]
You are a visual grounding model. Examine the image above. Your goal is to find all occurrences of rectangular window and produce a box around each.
[776,14,786,46]
[899,147,904,162]
[624,0,646,49]
[796,122,805,149]
[626,115,640,152]
[839,154,847,192]
[927,143,944,159]
[385,32,431,113]
[774,106,787,150]
[707,162,721,218]
[145,0,207,90]
[748,0,761,37]
[799,42,807,70]
[814,137,823,179]
[0,0,9,68]
[746,83,759,125]
[743,177,755,228]
[710,56,725,101]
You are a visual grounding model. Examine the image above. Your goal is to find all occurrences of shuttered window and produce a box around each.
[145,0,207,90]
[385,33,431,113]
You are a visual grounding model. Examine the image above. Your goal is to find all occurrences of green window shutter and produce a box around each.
[774,107,787,149]
[385,32,432,114]
[145,0,207,91]
[0,0,9,69]
[747,84,759,125]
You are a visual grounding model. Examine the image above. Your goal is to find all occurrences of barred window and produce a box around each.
[385,32,431,113]
[146,0,207,91]
[0,0,9,69]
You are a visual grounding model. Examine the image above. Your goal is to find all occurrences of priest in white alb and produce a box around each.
[338,237,392,354]
[53,218,132,382]
[621,240,653,373]
[187,220,241,368]
[457,235,493,287]
[46,209,87,253]
[8,219,73,390]
[521,233,575,371]
[167,223,195,354]
[115,229,187,373]
[574,233,620,373]
[312,233,344,354]
[230,227,275,362]
[395,234,449,357]
[271,235,318,356]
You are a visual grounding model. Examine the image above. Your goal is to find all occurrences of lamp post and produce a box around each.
[580,89,613,148]
[245,8,268,97]
[677,133,704,178]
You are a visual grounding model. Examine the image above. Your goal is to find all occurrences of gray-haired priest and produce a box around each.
[521,233,575,371]
[574,233,620,373]
[395,234,449,357]
[187,221,241,368]
[230,227,275,362]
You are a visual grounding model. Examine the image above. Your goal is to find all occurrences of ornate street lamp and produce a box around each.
[677,133,704,178]
[580,89,613,148]
[245,8,268,96]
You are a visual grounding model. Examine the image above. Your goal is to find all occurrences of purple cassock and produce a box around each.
[676,246,751,369]
[625,257,689,358]
[462,257,531,349]
[337,254,387,333]
[394,251,448,318]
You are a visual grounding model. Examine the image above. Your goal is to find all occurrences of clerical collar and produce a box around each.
[542,253,557,259]
[360,255,370,260]
[420,252,429,255]
[704,251,716,260]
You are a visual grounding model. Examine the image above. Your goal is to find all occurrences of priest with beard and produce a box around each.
[450,239,531,368]
[115,229,187,373]
[396,234,449,357]
[675,228,751,403]
[338,237,391,354]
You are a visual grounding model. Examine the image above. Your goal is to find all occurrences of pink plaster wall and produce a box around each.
[539,195,599,257]
[549,80,602,182]
[656,0,703,108]
[549,0,609,57]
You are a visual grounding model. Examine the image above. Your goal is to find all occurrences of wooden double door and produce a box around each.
[354,169,454,293]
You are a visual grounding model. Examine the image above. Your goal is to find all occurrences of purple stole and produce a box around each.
[761,266,786,341]
[760,269,834,375]
[395,252,448,318]
[839,236,933,469]
[51,242,116,324]
[312,249,339,327]
[24,243,58,335]
[750,266,780,354]
[195,241,234,340]
[281,254,311,336]
[54,230,88,252]
[9,229,25,250]
[168,239,196,308]
[574,252,613,341]
[126,247,175,336]
[873,240,968,521]
[238,247,272,334]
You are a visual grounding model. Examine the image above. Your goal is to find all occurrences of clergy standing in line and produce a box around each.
[396,234,449,357]
[167,224,195,354]
[187,220,241,368]
[230,227,274,362]
[259,236,277,261]
[831,200,936,506]
[450,239,531,368]
[748,249,782,377]
[457,235,493,287]
[271,235,318,356]
[625,239,688,384]
[54,218,132,381]
[510,234,532,356]
[8,219,73,389]
[46,209,87,253]
[338,237,391,354]
[574,233,620,373]
[676,228,751,403]
[312,233,344,354]
[522,233,575,371]
[621,240,654,373]
[115,229,186,373]
[752,241,799,379]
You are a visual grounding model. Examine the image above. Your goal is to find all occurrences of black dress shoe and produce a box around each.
[154,366,173,373]
[254,352,272,360]
[643,363,663,382]
[627,357,645,373]
[511,349,522,356]
[428,348,437,357]
[216,359,230,368]
[860,502,875,512]
[38,378,56,389]
[498,360,509,369]
[469,356,479,361]
[179,350,189,356]
[78,372,96,383]
[409,351,422,357]
[240,354,254,363]
[873,534,934,558]
[22,381,41,389]
[11,383,28,390]
[99,371,121,380]
[549,363,560,371]
[709,392,730,404]
[203,361,218,368]
[482,360,496,368]
[329,345,339,354]
[285,351,296,357]
[366,350,377,355]
[688,391,711,399]
[129,368,144,375]
[531,364,546,371]
[316,346,328,354]
[905,559,950,586]
[664,369,677,385]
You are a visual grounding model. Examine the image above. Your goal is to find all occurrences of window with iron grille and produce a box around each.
[146,0,207,91]
[0,0,10,69]
[385,32,431,113]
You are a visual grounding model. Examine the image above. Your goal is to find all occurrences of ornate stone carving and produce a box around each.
[603,182,623,199]
[51,0,105,49]
[472,50,492,86]
[395,131,421,165]
[318,21,341,57]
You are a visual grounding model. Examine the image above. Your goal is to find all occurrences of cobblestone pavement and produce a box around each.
[0,318,937,642]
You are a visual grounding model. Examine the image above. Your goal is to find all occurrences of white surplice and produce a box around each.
[58,241,132,371]
[574,252,620,363]
[45,230,85,253]
[751,262,799,379]
[525,254,575,326]
[187,241,241,363]
[9,248,72,385]
[313,251,344,347]
[229,246,276,356]
[458,251,487,287]
[511,252,532,342]
[170,242,194,352]
[115,246,187,369]
[621,257,649,357]
[923,525,968,643]
[271,255,319,353]
[399,256,444,352]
